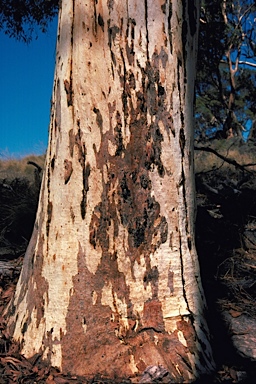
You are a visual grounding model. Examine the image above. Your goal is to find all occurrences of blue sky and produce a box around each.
[0,18,58,159]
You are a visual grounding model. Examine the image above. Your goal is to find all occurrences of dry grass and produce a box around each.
[0,154,45,183]
[216,248,256,317]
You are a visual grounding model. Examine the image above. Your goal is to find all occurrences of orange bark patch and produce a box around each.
[142,299,165,332]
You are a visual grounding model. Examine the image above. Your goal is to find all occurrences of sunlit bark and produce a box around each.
[7,0,215,381]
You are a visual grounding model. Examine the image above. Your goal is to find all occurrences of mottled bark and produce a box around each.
[7,0,214,381]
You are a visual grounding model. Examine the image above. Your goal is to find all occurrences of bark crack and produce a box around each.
[65,0,75,111]
[177,352,193,372]
[178,231,192,315]
[120,48,128,130]
[138,327,163,334]
[168,1,173,53]
[144,0,149,61]
[93,0,97,36]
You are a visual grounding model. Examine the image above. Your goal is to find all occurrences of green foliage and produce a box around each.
[0,0,59,42]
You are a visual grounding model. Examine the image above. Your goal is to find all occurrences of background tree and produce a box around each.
[196,0,256,141]
[4,0,215,382]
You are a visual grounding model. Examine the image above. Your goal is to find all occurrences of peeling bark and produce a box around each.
[6,0,215,382]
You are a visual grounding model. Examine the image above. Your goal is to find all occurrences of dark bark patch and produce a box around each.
[76,129,86,166]
[69,129,75,157]
[179,127,186,156]
[161,3,166,14]
[46,201,53,237]
[108,24,120,46]
[114,111,124,156]
[50,155,55,170]
[93,107,103,131]
[64,79,73,107]
[182,17,188,61]
[158,84,165,97]
[145,68,158,116]
[169,231,173,249]
[121,91,128,118]
[166,115,176,137]
[143,266,159,298]
[108,100,116,123]
[160,218,168,243]
[81,163,91,220]
[64,159,73,184]
[51,155,55,171]
[129,219,146,248]
[107,0,114,12]
[152,47,168,70]
[70,207,75,224]
[168,3,172,53]
[125,41,135,66]
[187,235,192,250]
[128,71,136,90]
[145,124,164,177]
[120,174,131,201]
[168,269,174,294]
[126,17,136,38]
[107,21,119,69]
[98,14,104,31]
[111,50,116,66]
[21,321,28,335]
[140,174,151,189]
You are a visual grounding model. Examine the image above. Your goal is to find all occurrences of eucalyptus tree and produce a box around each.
[5,0,215,382]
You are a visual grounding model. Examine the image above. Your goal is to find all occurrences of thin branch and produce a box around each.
[194,146,256,173]
[238,4,254,24]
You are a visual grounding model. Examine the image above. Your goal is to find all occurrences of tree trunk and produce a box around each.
[7,0,215,381]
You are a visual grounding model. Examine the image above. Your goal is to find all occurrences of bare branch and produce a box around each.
[194,146,256,173]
